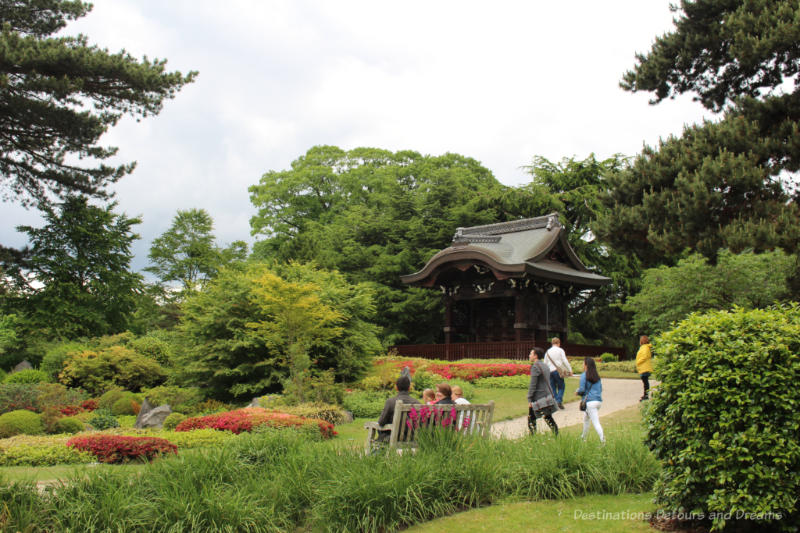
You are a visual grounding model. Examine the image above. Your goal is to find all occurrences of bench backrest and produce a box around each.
[387,400,495,449]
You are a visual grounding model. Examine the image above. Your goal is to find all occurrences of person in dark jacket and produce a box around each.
[434,383,455,405]
[527,347,559,435]
[376,375,420,441]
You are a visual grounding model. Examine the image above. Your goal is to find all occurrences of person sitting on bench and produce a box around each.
[376,375,420,441]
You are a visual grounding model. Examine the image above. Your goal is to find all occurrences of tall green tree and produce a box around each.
[522,155,642,346]
[595,0,800,267]
[145,208,247,295]
[0,0,197,209]
[624,249,796,335]
[249,145,552,344]
[8,196,142,338]
[176,262,380,401]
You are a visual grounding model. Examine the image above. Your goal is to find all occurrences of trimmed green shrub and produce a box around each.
[147,427,236,448]
[0,410,44,438]
[88,408,119,430]
[4,369,50,384]
[139,385,204,414]
[162,412,187,431]
[111,394,140,416]
[648,305,800,531]
[341,390,389,418]
[411,369,437,392]
[0,442,93,466]
[59,345,167,394]
[599,352,618,363]
[473,374,530,389]
[128,335,172,365]
[53,417,84,434]
[97,389,127,411]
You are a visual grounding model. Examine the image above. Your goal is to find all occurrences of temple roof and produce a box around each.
[401,213,611,288]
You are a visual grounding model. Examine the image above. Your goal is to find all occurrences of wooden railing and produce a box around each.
[390,341,626,361]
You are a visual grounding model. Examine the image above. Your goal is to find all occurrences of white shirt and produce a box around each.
[544,345,570,374]
[454,397,470,405]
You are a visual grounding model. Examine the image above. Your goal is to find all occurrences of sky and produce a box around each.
[2,0,713,274]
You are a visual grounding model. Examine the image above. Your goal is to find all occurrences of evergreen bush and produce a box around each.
[139,385,204,414]
[53,417,84,434]
[0,410,44,438]
[341,390,389,418]
[162,412,187,431]
[599,352,618,363]
[647,305,800,530]
[4,369,50,384]
[88,408,119,430]
[111,394,140,416]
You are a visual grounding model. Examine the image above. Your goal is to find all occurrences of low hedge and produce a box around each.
[473,374,530,389]
[275,403,350,425]
[0,440,93,466]
[4,369,50,384]
[341,390,388,418]
[162,412,186,431]
[67,435,178,464]
[0,410,44,438]
[175,407,336,439]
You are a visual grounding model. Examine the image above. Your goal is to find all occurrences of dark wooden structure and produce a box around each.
[398,213,616,357]
[391,341,625,362]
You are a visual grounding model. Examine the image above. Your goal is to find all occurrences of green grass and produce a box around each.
[1,462,146,483]
[404,492,656,532]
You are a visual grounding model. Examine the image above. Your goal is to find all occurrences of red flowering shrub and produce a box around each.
[81,399,99,411]
[425,363,530,382]
[174,407,336,439]
[67,435,177,464]
[59,405,84,416]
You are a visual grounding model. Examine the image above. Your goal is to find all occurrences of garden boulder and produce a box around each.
[134,397,172,429]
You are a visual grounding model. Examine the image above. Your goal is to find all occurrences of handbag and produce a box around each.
[579,381,594,411]
[546,351,570,378]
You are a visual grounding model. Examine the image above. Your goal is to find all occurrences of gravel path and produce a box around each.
[491,377,646,439]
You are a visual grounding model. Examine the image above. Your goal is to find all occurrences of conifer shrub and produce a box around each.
[647,305,800,531]
[0,410,44,438]
[162,412,186,431]
[53,417,84,434]
[4,369,50,384]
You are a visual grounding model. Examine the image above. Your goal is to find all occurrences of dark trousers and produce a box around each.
[640,372,651,397]
[528,407,559,436]
[549,370,565,404]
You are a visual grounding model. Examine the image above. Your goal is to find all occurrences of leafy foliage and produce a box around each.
[59,346,166,395]
[8,197,143,338]
[341,390,389,418]
[647,305,800,530]
[0,313,21,369]
[52,416,84,434]
[145,208,247,295]
[176,262,380,401]
[0,409,43,437]
[0,436,94,466]
[0,0,196,209]
[598,0,800,268]
[162,413,186,431]
[67,435,177,464]
[139,386,204,414]
[4,368,49,384]
[624,249,795,335]
[175,407,336,439]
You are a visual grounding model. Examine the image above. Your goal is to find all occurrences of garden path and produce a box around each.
[491,377,648,439]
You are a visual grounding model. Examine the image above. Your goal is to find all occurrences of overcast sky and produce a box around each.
[2,0,713,274]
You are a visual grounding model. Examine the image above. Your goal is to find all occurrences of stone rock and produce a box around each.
[134,398,172,429]
[341,410,354,423]
[11,360,33,373]
[247,397,261,408]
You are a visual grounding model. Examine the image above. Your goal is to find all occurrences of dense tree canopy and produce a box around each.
[145,208,247,295]
[597,0,800,267]
[0,0,196,208]
[176,262,381,401]
[6,196,142,338]
[624,249,795,335]
[249,146,549,344]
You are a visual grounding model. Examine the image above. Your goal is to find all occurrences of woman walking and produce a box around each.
[527,347,559,435]
[576,357,604,443]
[636,335,654,401]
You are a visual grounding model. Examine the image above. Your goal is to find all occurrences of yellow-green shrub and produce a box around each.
[0,410,44,438]
[147,428,237,449]
[53,417,84,434]
[162,413,186,431]
[0,442,93,466]
[275,403,349,425]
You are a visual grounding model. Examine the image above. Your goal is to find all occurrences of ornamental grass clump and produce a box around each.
[67,434,177,464]
[647,305,800,531]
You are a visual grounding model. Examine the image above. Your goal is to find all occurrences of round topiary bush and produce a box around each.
[162,412,187,431]
[4,369,50,384]
[647,305,800,530]
[0,409,44,437]
[599,352,618,363]
[53,416,84,434]
[111,394,140,416]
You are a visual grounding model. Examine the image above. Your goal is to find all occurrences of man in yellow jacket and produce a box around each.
[635,335,654,401]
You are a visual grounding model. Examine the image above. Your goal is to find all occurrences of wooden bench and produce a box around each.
[364,400,495,453]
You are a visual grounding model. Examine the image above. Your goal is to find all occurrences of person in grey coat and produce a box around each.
[527,347,559,435]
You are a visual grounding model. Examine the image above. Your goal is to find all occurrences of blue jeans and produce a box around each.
[550,370,565,404]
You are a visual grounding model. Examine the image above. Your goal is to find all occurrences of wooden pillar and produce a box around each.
[513,290,527,344]
[443,297,454,360]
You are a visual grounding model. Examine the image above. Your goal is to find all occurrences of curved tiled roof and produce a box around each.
[401,213,611,288]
